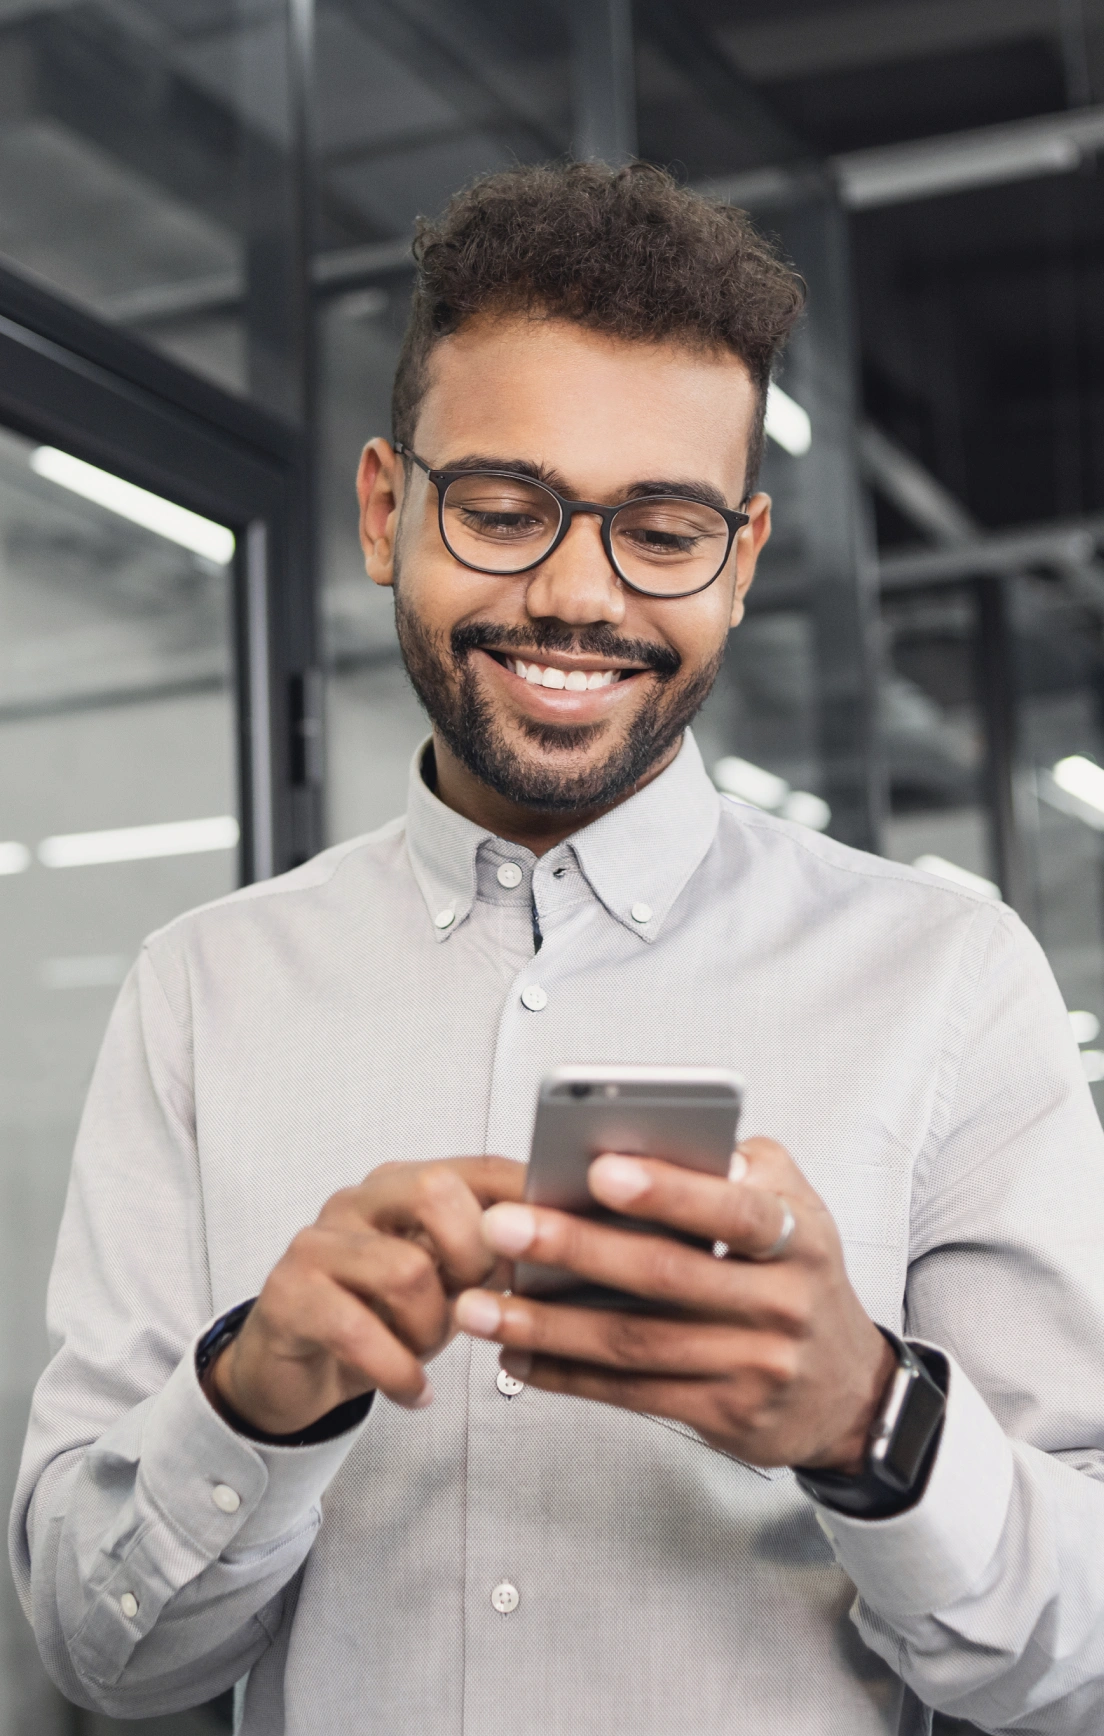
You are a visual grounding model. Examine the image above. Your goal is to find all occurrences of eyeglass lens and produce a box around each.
[440,473,731,595]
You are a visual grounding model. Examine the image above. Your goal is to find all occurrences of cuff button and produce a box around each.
[119,1593,139,1619]
[212,1483,241,1513]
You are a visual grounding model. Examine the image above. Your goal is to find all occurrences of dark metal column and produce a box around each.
[775,192,886,853]
[569,0,637,164]
[975,574,1031,917]
[236,0,322,871]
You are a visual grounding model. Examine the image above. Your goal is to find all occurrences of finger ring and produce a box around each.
[751,1198,796,1262]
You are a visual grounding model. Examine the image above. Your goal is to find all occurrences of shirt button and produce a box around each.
[520,984,548,1012]
[212,1483,241,1514]
[491,1581,520,1614]
[631,902,653,924]
[434,908,456,929]
[119,1593,139,1619]
[497,1368,525,1397]
[496,861,523,889]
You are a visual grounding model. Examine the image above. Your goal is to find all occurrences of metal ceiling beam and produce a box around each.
[704,104,1104,211]
[718,0,1072,84]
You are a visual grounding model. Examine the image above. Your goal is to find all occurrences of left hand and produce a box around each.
[454,1137,895,1471]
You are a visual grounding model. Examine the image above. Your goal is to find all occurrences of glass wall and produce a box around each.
[0,425,238,1734]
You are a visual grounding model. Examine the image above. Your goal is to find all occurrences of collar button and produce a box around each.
[434,908,456,929]
[630,902,653,924]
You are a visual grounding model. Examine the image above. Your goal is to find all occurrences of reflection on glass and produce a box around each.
[0,425,237,1731]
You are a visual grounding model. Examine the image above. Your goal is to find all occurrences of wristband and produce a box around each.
[195,1299,373,1448]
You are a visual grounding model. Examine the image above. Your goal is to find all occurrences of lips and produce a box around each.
[504,656,623,691]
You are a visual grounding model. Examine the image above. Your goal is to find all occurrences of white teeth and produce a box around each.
[506,657,620,690]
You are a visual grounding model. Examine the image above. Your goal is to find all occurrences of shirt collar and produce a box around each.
[405,731,720,944]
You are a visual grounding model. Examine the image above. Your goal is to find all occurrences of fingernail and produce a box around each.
[729,1149,748,1183]
[409,1381,434,1410]
[482,1202,537,1255]
[501,1350,532,1380]
[455,1291,503,1337]
[589,1154,649,1205]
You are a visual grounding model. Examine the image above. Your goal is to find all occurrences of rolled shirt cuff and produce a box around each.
[807,1348,1014,1622]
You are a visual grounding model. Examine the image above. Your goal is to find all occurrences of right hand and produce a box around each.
[206,1157,525,1435]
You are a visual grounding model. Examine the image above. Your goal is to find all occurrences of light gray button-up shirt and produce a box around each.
[12,733,1104,1734]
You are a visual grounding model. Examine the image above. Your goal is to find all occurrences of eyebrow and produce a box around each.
[437,455,732,513]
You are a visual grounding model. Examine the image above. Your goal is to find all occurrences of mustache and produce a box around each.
[450,620,681,680]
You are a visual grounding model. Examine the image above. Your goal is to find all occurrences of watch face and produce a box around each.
[877,1365,946,1491]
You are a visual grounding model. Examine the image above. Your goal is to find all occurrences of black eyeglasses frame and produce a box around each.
[394,443,750,600]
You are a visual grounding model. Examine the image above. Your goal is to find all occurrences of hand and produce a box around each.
[454,1138,895,1472]
[207,1157,524,1435]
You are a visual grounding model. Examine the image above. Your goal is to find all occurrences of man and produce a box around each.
[11,162,1104,1735]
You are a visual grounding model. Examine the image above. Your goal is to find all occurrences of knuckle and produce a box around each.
[602,1311,656,1366]
[385,1238,436,1293]
[646,1239,689,1298]
[411,1165,461,1209]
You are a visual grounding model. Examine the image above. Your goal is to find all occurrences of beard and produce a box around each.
[393,580,725,814]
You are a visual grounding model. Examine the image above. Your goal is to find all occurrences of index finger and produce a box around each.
[358,1157,525,1290]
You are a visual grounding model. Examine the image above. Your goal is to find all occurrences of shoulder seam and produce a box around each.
[718,798,1000,908]
[144,818,408,946]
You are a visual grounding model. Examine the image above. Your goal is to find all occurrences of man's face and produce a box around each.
[358,314,771,814]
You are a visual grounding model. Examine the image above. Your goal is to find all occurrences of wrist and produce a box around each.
[804,1326,899,1476]
[794,1331,948,1518]
[196,1302,373,1447]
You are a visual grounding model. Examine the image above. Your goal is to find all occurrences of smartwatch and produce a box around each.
[794,1328,947,1519]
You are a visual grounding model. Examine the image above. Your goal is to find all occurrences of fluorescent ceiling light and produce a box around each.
[913,855,999,898]
[29,448,235,565]
[39,815,240,868]
[0,841,31,875]
[765,384,812,457]
[1052,755,1104,816]
[1070,1010,1101,1046]
[713,756,831,832]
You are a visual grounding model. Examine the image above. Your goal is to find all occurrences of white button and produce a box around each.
[497,1368,525,1397]
[119,1593,139,1619]
[520,984,548,1012]
[212,1483,241,1514]
[491,1581,520,1614]
[434,908,455,929]
[496,861,523,889]
[631,902,653,924]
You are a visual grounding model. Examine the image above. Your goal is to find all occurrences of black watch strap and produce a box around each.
[195,1299,374,1448]
[794,1329,947,1519]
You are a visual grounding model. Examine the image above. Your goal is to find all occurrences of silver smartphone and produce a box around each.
[515,1065,743,1309]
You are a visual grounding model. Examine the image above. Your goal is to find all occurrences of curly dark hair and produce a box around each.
[391,160,805,496]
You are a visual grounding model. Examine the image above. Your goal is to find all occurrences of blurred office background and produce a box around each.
[1,1,1104,1730]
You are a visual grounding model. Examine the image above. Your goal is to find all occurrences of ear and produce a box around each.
[357,439,404,589]
[729,493,772,629]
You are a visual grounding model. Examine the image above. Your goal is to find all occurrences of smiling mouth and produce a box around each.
[486,651,643,692]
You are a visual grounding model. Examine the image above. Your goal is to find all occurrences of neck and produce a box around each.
[428,735,682,856]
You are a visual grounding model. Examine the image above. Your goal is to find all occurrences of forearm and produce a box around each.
[811,1354,1104,1733]
[14,1340,366,1716]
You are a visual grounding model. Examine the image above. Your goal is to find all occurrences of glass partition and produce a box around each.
[0,424,238,1735]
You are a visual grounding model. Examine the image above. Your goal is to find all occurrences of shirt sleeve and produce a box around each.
[7,948,367,1720]
[810,905,1104,1734]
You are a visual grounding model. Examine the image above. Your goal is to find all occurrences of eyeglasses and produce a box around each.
[395,444,749,600]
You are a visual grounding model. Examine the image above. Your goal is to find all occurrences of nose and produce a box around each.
[523,509,626,627]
